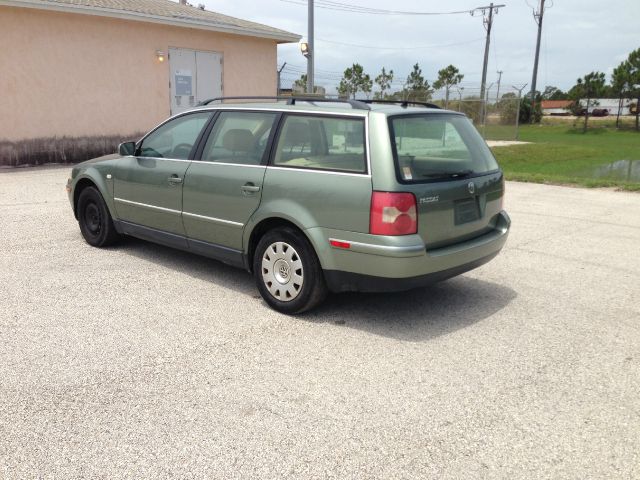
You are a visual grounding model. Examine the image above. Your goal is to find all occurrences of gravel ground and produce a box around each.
[0,167,639,479]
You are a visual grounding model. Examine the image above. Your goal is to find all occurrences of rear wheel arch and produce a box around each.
[246,217,316,273]
[251,223,328,313]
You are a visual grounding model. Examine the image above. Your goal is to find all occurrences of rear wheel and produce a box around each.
[77,186,121,247]
[253,227,327,314]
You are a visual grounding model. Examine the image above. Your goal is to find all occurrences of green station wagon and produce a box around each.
[67,97,510,313]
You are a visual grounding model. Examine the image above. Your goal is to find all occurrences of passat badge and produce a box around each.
[468,182,476,195]
[420,195,439,204]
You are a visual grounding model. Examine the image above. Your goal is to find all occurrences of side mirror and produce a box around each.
[118,141,136,156]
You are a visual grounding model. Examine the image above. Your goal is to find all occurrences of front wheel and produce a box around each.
[253,227,327,314]
[77,186,121,247]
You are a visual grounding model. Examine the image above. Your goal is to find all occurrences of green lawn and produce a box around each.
[489,125,640,191]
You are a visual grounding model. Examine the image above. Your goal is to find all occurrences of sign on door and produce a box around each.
[174,70,193,96]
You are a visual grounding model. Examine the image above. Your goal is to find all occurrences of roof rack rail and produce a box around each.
[356,99,441,109]
[197,96,370,110]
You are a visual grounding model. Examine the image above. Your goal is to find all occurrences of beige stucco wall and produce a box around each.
[0,6,278,141]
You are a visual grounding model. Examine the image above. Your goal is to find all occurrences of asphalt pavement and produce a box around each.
[0,167,638,479]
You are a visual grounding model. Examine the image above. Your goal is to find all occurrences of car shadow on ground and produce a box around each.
[305,276,517,341]
[114,238,517,342]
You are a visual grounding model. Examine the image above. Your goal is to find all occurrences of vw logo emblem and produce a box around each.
[468,182,476,195]
[279,263,290,279]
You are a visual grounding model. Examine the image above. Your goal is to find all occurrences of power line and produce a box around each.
[280,60,343,74]
[283,64,488,85]
[315,37,484,50]
[283,60,483,79]
[285,65,342,76]
[281,68,343,81]
[281,69,342,80]
[279,0,479,16]
[281,63,343,75]
[283,0,507,93]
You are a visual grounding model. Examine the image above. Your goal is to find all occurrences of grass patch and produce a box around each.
[491,125,640,191]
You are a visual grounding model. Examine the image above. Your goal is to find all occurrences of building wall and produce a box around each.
[543,99,637,116]
[542,108,571,115]
[0,6,278,145]
[579,98,635,116]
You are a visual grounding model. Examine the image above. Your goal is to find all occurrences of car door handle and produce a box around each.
[241,183,261,194]
[168,175,183,185]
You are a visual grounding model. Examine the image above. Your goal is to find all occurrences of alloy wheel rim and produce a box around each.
[261,241,304,302]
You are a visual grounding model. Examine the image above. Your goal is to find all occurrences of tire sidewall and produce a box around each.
[253,227,323,314]
[77,187,113,247]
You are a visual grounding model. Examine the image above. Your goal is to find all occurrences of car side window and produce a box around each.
[138,112,211,160]
[273,115,366,173]
[200,112,277,165]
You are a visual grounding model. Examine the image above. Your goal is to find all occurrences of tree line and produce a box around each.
[335,63,464,108]
[291,46,640,131]
[502,48,640,131]
[293,62,465,108]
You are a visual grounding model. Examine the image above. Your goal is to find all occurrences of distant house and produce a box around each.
[540,100,573,116]
[0,0,299,165]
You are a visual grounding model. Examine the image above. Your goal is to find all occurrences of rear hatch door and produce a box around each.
[387,113,504,249]
[406,172,504,249]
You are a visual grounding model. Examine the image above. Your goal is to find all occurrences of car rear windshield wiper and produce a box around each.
[421,169,475,179]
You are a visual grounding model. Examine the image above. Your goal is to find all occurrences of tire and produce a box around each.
[77,186,121,247]
[253,227,328,314]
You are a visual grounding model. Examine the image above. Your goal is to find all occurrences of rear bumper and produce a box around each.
[307,210,510,293]
[324,251,500,293]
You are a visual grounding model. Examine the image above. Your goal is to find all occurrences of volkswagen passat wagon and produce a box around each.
[67,97,510,314]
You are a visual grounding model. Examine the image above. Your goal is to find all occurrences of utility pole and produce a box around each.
[482,82,494,137]
[530,0,545,104]
[475,3,506,123]
[277,62,287,95]
[456,87,464,112]
[484,82,494,121]
[513,83,528,140]
[495,70,503,102]
[306,0,314,94]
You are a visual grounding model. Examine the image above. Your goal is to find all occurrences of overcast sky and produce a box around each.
[203,0,640,96]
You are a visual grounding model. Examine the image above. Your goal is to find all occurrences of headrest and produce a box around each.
[222,129,254,152]
[283,121,310,145]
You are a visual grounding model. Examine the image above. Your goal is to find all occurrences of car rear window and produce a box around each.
[389,114,499,183]
[273,115,366,173]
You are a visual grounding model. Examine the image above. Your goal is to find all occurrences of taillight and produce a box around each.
[370,191,417,236]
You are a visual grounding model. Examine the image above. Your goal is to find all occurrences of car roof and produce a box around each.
[189,101,461,117]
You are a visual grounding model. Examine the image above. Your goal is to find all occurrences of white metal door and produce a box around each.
[196,51,223,105]
[169,48,223,115]
[169,48,196,115]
